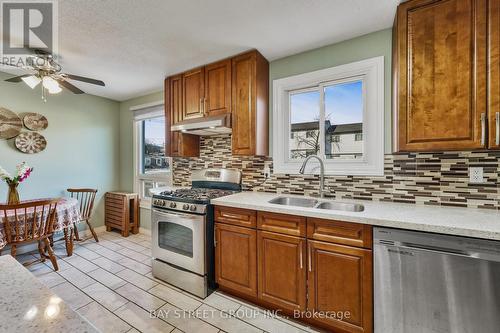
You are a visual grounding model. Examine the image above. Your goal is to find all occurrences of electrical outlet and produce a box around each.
[469,167,485,183]
[263,166,271,179]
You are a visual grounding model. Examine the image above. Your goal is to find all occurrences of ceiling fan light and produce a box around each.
[42,76,59,90]
[48,85,62,94]
[21,75,41,89]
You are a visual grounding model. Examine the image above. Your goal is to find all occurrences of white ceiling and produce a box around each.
[2,0,400,101]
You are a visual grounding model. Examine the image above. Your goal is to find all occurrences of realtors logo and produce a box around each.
[1,0,58,57]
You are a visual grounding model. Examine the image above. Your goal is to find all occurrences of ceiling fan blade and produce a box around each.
[62,74,105,86]
[58,79,85,94]
[5,74,32,82]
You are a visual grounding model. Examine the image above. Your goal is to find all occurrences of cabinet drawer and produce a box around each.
[307,218,372,249]
[215,206,256,228]
[257,212,306,237]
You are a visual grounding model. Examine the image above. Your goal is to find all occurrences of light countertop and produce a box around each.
[212,192,500,241]
[0,255,99,333]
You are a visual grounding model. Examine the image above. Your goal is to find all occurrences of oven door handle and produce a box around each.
[152,209,204,222]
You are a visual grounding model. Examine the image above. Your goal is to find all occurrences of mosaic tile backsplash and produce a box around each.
[172,135,500,210]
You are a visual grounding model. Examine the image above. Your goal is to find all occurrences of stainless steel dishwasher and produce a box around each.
[374,227,500,333]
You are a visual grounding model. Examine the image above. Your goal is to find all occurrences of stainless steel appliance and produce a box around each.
[374,227,500,333]
[151,168,241,298]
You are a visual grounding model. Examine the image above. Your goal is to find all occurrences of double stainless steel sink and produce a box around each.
[268,196,364,212]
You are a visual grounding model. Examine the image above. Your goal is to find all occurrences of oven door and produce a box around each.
[152,208,205,276]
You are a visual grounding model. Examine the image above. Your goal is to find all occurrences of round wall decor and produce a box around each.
[0,107,23,139]
[15,132,47,154]
[23,113,48,131]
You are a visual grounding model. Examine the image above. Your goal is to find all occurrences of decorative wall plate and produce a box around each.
[0,107,22,139]
[23,113,48,131]
[15,132,47,154]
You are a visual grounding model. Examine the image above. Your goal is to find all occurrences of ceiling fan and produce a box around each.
[0,49,105,101]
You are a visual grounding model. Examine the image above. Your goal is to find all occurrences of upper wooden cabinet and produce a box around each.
[232,51,269,156]
[182,67,205,120]
[164,77,199,157]
[205,59,232,116]
[489,0,500,149]
[393,0,488,151]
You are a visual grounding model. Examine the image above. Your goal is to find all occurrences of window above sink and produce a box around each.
[272,57,385,176]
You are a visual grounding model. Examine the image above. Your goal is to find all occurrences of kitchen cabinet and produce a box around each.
[164,77,199,157]
[231,50,269,156]
[182,67,205,120]
[489,0,500,149]
[257,230,306,312]
[205,59,231,116]
[393,0,488,151]
[215,222,257,298]
[308,240,373,333]
[214,206,373,333]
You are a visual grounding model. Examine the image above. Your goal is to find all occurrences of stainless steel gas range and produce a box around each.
[151,168,241,298]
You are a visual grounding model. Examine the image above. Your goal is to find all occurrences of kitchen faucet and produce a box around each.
[299,155,325,198]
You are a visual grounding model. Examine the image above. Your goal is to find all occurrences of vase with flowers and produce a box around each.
[0,162,34,204]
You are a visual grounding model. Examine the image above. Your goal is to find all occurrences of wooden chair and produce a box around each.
[0,199,60,271]
[67,188,98,242]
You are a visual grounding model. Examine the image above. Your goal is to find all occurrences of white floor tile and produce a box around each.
[114,302,175,333]
[120,247,151,263]
[204,292,241,313]
[117,257,151,275]
[58,267,97,289]
[119,240,148,253]
[116,268,158,291]
[97,246,127,261]
[115,283,166,311]
[51,282,93,310]
[82,282,128,312]
[236,305,308,333]
[77,301,132,333]
[27,262,53,276]
[64,254,99,273]
[37,271,66,288]
[100,240,125,251]
[73,246,101,260]
[157,302,219,333]
[93,256,126,274]
[87,268,127,290]
[149,284,202,312]
[196,304,262,333]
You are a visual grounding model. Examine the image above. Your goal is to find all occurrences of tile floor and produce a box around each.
[16,231,322,333]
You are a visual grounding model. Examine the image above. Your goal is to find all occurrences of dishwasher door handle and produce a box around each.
[382,243,476,259]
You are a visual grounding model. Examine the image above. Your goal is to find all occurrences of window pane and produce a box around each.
[142,116,169,173]
[289,90,320,159]
[324,80,363,160]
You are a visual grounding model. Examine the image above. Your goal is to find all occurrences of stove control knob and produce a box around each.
[189,204,197,212]
[153,200,158,206]
[169,202,177,208]
[182,204,190,210]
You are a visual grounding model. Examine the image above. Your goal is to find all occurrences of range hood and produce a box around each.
[171,114,232,136]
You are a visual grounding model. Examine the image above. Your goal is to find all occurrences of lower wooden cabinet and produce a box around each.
[308,240,373,333]
[257,231,306,312]
[215,222,257,298]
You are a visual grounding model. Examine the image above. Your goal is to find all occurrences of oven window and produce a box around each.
[158,222,193,258]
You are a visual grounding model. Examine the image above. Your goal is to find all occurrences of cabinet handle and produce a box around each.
[496,112,499,146]
[214,226,217,247]
[481,113,486,146]
[200,98,203,114]
[204,98,208,116]
[299,244,303,269]
[308,243,312,272]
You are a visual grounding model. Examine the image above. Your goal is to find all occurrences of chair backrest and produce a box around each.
[67,188,97,221]
[0,199,60,243]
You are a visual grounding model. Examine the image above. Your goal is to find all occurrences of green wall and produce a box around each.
[119,91,164,230]
[269,28,393,153]
[0,71,120,229]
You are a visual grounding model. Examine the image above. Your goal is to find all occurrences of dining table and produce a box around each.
[0,197,82,256]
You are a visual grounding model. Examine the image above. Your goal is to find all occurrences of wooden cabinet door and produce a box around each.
[257,231,306,312]
[205,59,231,116]
[394,0,487,151]
[182,67,205,120]
[169,74,183,125]
[170,131,180,156]
[308,240,372,333]
[489,0,500,149]
[232,52,256,155]
[215,223,257,298]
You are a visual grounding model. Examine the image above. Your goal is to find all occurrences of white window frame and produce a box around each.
[272,56,384,176]
[132,101,172,208]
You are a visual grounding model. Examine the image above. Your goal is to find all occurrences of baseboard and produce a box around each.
[139,227,151,236]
